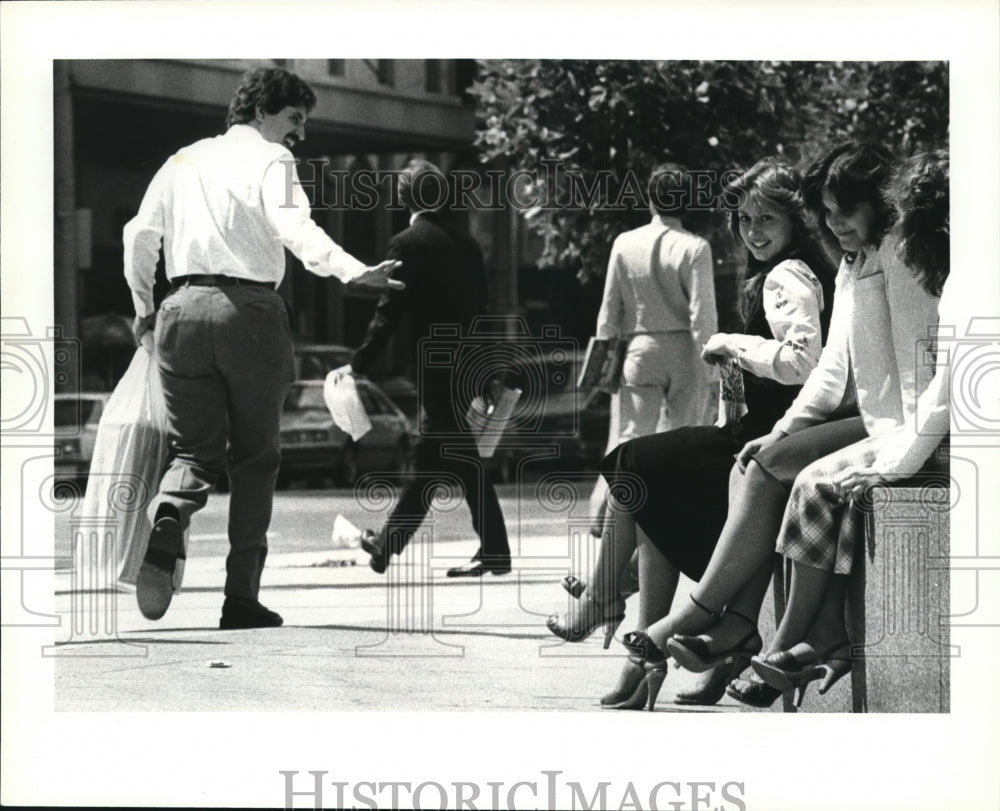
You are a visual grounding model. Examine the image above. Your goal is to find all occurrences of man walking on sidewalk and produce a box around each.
[342,159,511,577]
[124,67,402,629]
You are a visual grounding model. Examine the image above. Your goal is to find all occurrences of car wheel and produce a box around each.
[336,445,359,488]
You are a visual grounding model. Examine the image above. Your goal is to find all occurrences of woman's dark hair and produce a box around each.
[722,157,837,338]
[888,150,950,296]
[802,142,897,256]
[226,68,317,128]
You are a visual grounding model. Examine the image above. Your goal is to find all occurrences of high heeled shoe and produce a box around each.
[561,557,640,603]
[725,672,783,708]
[617,631,668,712]
[546,593,626,648]
[674,655,751,706]
[600,654,647,709]
[561,575,587,599]
[666,598,763,674]
[751,640,852,707]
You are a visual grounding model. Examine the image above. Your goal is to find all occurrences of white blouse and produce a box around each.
[725,258,826,385]
[773,235,942,478]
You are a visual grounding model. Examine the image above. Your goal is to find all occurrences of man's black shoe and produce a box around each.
[446,556,512,578]
[360,529,389,574]
[219,596,283,630]
[136,516,184,620]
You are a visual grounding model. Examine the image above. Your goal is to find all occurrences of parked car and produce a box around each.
[376,375,420,443]
[489,389,611,483]
[53,393,111,480]
[279,378,412,487]
[293,343,354,381]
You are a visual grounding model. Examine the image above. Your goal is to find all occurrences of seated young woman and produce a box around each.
[748,149,951,704]
[619,142,943,710]
[546,157,838,710]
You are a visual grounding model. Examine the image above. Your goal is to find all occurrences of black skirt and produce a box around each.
[601,420,771,581]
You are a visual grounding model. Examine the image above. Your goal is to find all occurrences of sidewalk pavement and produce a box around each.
[51,533,741,713]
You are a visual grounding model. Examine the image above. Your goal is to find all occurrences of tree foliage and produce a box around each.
[469,60,948,284]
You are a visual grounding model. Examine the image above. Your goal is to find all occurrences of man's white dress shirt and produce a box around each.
[124,124,365,317]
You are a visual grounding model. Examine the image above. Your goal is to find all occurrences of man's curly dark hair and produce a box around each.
[889,149,949,297]
[226,68,317,128]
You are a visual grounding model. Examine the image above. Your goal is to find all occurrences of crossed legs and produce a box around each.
[642,459,787,652]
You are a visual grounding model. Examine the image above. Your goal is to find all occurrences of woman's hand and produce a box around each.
[701,333,738,366]
[831,465,887,503]
[736,430,785,472]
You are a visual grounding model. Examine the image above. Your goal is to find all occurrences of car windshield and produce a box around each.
[284,385,326,412]
[54,399,100,427]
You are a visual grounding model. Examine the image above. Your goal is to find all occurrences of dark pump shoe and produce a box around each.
[446,556,512,577]
[136,516,185,621]
[360,529,389,574]
[219,596,283,630]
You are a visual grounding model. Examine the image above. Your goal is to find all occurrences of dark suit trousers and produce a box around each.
[383,418,510,561]
[151,285,294,599]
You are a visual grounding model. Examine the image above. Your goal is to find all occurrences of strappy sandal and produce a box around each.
[726,672,783,708]
[617,631,668,712]
[751,640,853,707]
[666,596,763,673]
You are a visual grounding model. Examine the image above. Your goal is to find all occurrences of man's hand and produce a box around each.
[133,314,156,353]
[329,364,355,385]
[351,260,405,290]
[736,429,786,472]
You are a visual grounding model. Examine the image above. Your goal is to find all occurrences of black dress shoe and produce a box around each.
[360,529,389,574]
[219,596,283,630]
[136,516,185,621]
[446,557,512,577]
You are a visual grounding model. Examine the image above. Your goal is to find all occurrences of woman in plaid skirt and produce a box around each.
[750,151,951,702]
[622,143,946,707]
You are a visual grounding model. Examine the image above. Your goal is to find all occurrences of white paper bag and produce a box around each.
[323,372,371,441]
[331,514,363,549]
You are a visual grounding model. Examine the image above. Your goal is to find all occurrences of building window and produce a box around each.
[327,59,345,77]
[425,60,442,93]
[377,59,394,86]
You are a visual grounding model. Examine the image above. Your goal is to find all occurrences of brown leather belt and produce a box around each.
[170,274,276,290]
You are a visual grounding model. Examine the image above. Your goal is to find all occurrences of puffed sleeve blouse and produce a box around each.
[727,258,826,385]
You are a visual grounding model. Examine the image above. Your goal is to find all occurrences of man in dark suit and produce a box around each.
[342,159,511,577]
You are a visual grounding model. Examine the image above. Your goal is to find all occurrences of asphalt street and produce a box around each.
[50,479,735,713]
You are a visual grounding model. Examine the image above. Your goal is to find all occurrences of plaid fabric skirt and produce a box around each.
[774,437,884,574]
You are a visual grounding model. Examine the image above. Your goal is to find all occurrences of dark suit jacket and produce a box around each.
[352,212,488,428]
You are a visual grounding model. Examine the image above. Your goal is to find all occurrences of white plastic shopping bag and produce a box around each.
[77,346,185,591]
[323,371,371,441]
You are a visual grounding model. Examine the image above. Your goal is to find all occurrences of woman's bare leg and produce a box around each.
[643,460,787,650]
[635,526,680,629]
[765,561,835,654]
[584,497,637,609]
